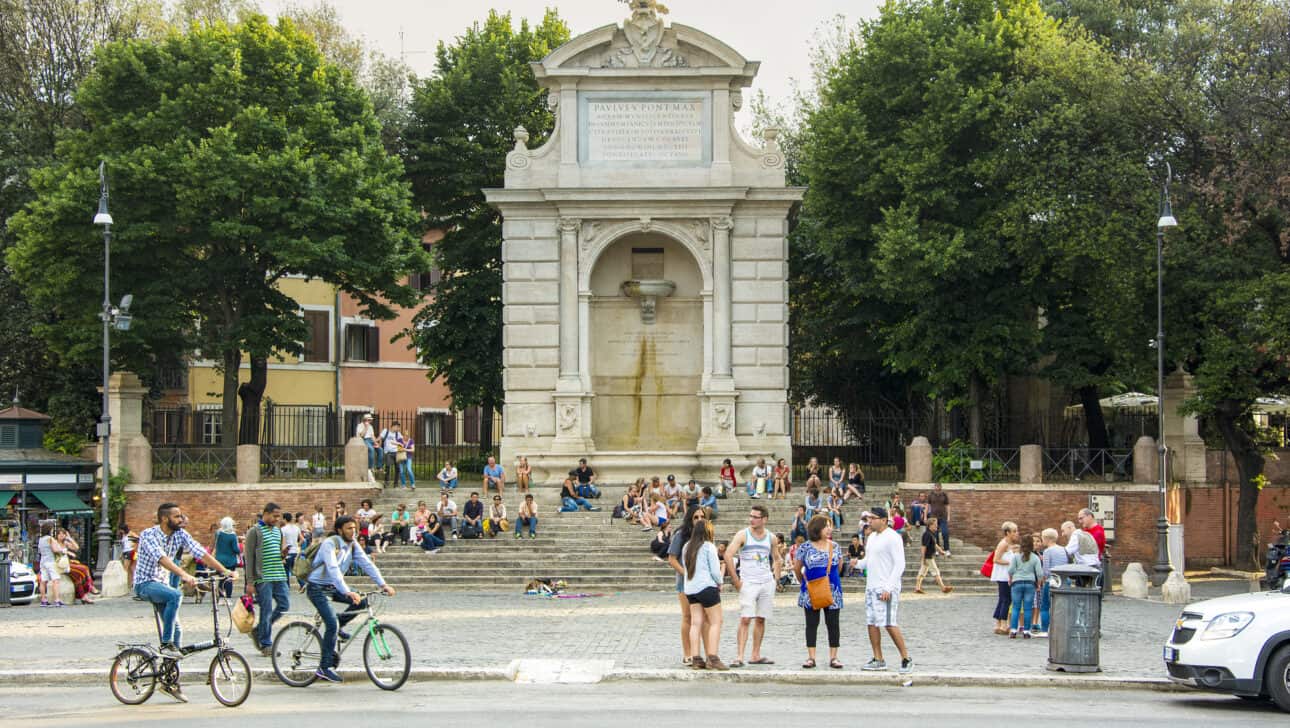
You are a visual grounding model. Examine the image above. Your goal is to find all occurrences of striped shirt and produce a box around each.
[257,524,287,584]
[133,525,208,586]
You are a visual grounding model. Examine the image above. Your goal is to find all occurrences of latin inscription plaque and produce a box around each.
[578,92,711,166]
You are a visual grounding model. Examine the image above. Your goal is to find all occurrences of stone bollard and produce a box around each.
[1162,570,1191,605]
[101,560,129,598]
[1120,562,1149,599]
[58,575,77,603]
[906,436,933,484]
[1019,444,1043,484]
[1133,436,1158,484]
[236,443,260,484]
[345,437,369,483]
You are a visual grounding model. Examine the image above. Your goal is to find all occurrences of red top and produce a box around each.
[1088,523,1107,555]
[720,465,736,482]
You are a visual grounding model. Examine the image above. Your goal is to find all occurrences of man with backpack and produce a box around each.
[298,515,395,683]
[376,422,404,487]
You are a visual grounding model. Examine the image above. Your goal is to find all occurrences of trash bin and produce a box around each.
[1047,563,1102,673]
[0,547,10,608]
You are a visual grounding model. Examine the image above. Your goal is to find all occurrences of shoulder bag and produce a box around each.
[805,543,836,610]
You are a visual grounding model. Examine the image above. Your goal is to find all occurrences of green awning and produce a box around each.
[32,490,92,514]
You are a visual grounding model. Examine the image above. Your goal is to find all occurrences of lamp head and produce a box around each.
[94,195,113,226]
[1157,197,1177,229]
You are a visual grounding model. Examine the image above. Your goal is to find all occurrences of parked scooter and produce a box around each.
[1263,520,1290,591]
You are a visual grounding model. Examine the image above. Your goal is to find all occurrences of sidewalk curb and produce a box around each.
[0,666,1180,691]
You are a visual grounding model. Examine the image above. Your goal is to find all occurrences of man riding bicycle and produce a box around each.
[303,515,395,683]
[133,502,233,701]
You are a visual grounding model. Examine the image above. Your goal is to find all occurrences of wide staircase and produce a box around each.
[364,484,994,593]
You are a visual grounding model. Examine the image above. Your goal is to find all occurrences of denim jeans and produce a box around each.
[576,484,600,499]
[936,519,950,551]
[363,437,378,469]
[516,516,538,536]
[418,532,444,551]
[397,459,415,487]
[254,580,291,648]
[1009,581,1036,631]
[136,581,183,645]
[439,477,458,490]
[305,583,366,670]
[1039,582,1052,632]
[560,496,592,512]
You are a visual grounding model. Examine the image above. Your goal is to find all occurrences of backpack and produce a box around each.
[293,535,344,583]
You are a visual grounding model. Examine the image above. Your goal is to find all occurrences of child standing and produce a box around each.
[914,516,954,594]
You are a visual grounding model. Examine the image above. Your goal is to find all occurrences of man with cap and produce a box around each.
[355,413,377,482]
[854,507,913,674]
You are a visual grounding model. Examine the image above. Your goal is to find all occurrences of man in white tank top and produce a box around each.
[724,503,782,667]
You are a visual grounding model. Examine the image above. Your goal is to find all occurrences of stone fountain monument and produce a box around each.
[486,1,803,484]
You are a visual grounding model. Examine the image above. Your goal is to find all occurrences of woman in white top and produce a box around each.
[991,521,1020,635]
[355,499,378,537]
[437,461,459,490]
[683,515,728,671]
[37,522,67,607]
[747,457,771,499]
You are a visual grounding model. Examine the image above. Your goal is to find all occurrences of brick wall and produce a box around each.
[123,482,382,543]
[1179,482,1290,567]
[898,483,1161,568]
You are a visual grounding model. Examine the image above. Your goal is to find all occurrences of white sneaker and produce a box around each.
[367,469,375,482]
[750,494,759,499]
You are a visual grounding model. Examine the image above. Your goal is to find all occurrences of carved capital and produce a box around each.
[711,217,734,233]
[558,217,582,234]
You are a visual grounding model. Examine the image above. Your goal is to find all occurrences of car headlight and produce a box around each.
[1200,612,1255,640]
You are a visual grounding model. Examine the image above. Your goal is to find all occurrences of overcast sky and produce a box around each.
[258,0,883,119]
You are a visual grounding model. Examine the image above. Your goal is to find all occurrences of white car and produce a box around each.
[7,561,37,605]
[1163,584,1290,712]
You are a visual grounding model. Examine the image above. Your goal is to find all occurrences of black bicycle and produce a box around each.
[109,575,252,707]
[271,590,410,690]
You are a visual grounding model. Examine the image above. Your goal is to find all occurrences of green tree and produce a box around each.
[7,15,425,445]
[402,10,569,452]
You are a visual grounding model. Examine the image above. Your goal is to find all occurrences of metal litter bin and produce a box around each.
[0,547,11,608]
[1047,563,1102,673]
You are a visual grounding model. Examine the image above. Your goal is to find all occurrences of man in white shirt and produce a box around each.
[1061,520,1101,567]
[280,512,302,576]
[855,507,913,674]
[437,491,460,538]
[355,413,377,481]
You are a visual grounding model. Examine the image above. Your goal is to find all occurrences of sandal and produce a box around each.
[729,660,745,668]
[801,658,816,669]
[830,658,843,669]
[749,657,775,665]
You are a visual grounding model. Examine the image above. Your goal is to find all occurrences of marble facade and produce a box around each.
[485,3,803,484]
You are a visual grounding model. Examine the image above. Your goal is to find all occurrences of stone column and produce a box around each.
[1133,436,1158,484]
[557,217,581,389]
[1019,444,1043,484]
[906,437,933,484]
[236,444,260,484]
[1163,369,1206,484]
[344,436,368,482]
[98,372,150,482]
[712,217,734,381]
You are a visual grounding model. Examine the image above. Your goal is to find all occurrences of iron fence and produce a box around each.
[1043,448,1134,482]
[261,445,345,481]
[152,445,237,481]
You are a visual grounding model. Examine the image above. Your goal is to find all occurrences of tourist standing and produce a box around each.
[1007,533,1043,639]
[214,517,240,598]
[280,512,302,578]
[397,435,416,489]
[855,507,913,673]
[355,413,377,482]
[1038,528,1065,636]
[36,523,66,607]
[437,460,459,491]
[914,515,953,594]
[991,522,1019,635]
[311,506,325,539]
[683,513,728,671]
[725,504,781,667]
[376,422,403,487]
[926,482,951,553]
[667,504,703,667]
[483,456,506,497]
[1061,520,1101,567]
[794,515,843,669]
[243,502,290,657]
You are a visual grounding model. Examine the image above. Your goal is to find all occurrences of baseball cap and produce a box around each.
[869,506,888,520]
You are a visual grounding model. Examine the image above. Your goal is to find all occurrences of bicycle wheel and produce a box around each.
[208,649,252,707]
[362,623,411,690]
[109,648,157,705]
[272,621,321,687]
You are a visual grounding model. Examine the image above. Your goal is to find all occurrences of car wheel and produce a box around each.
[1266,645,1290,713]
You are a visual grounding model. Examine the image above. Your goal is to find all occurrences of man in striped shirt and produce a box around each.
[243,502,290,657]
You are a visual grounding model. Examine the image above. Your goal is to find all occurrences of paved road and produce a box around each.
[7,682,1287,726]
[0,581,1247,680]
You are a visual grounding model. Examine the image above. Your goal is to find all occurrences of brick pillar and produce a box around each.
[906,436,933,483]
[236,444,260,484]
[1019,444,1043,484]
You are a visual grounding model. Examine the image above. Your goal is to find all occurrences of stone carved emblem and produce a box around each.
[605,1,688,68]
[558,403,579,432]
[712,403,733,431]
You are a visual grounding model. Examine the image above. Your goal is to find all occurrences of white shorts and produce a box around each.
[738,579,775,619]
[40,562,61,582]
[917,558,940,578]
[865,589,899,627]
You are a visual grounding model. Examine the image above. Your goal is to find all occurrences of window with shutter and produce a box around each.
[463,407,480,444]
[366,325,381,362]
[303,311,330,362]
[0,424,17,448]
[441,412,457,445]
[344,324,369,362]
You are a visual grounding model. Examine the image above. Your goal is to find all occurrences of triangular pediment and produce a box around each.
[535,22,756,81]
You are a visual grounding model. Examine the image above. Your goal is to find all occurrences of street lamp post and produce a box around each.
[93,161,115,581]
[1153,163,1178,586]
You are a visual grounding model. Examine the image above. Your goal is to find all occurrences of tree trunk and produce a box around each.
[1213,399,1265,569]
[220,348,240,447]
[1079,385,1109,475]
[238,356,268,445]
[968,373,984,447]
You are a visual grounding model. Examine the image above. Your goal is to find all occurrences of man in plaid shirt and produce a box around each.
[134,503,233,663]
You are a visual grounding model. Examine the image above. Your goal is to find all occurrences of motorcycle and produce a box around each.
[1263,520,1290,591]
